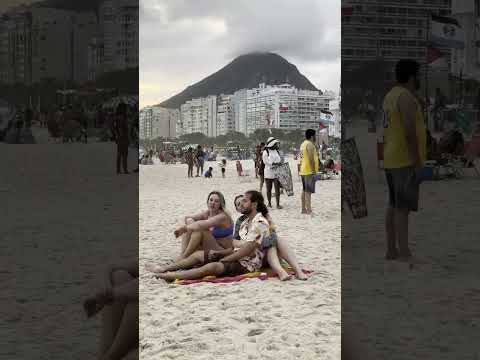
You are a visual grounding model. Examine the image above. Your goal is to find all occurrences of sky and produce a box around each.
[140,0,341,108]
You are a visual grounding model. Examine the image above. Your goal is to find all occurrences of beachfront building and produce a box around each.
[328,96,342,138]
[451,0,480,82]
[232,89,248,134]
[342,0,451,83]
[98,0,139,74]
[0,5,97,85]
[139,106,179,140]
[216,94,234,136]
[242,83,333,136]
[179,96,217,137]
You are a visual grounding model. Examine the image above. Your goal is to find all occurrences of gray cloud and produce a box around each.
[140,0,340,107]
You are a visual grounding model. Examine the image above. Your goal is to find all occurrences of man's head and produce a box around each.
[305,129,316,140]
[395,59,421,91]
[241,190,266,216]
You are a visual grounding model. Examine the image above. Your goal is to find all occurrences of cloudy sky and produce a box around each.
[140,0,340,108]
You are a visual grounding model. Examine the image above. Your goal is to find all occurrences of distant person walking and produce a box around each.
[383,59,426,261]
[262,137,283,209]
[257,142,266,191]
[220,159,227,178]
[113,103,130,174]
[195,145,205,177]
[299,129,319,215]
[185,147,194,178]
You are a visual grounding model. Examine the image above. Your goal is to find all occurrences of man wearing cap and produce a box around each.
[262,137,283,209]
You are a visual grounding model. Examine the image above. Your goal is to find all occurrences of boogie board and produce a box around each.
[341,138,368,219]
[271,162,294,196]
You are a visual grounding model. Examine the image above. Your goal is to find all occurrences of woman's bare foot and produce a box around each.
[145,263,167,274]
[295,269,308,280]
[155,272,176,282]
[277,269,292,281]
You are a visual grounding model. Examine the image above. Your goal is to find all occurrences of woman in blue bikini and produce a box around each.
[151,191,234,268]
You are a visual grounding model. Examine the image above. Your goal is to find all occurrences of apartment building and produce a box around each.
[139,106,179,140]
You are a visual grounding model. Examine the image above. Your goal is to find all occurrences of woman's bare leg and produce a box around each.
[182,230,223,258]
[99,270,133,359]
[276,237,307,280]
[157,262,225,282]
[267,247,291,281]
[100,302,139,360]
[146,251,204,274]
[179,218,195,257]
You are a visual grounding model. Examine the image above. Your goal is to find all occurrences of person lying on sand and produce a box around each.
[232,195,307,280]
[146,191,271,282]
[83,260,138,360]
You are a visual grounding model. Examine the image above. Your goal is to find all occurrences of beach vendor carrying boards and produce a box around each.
[299,129,319,215]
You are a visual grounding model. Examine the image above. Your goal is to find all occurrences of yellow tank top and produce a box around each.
[299,140,319,175]
[382,86,427,168]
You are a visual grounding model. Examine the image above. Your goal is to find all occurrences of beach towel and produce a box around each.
[173,267,313,285]
[271,163,294,196]
[342,138,368,219]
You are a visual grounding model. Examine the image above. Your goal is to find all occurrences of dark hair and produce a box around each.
[260,142,265,146]
[233,194,244,208]
[395,59,420,84]
[305,129,316,139]
[207,191,226,210]
[208,167,213,170]
[116,102,127,116]
[244,190,268,217]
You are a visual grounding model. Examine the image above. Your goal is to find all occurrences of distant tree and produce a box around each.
[179,132,209,144]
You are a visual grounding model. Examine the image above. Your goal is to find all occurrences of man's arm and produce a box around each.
[220,242,257,262]
[398,93,421,167]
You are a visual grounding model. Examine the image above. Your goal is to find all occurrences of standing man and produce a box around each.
[195,145,205,177]
[383,59,426,261]
[299,129,319,215]
[113,103,130,174]
[257,142,266,191]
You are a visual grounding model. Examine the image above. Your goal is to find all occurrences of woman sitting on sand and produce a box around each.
[167,191,234,262]
[83,260,138,360]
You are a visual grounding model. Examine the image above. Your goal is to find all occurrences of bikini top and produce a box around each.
[211,224,234,239]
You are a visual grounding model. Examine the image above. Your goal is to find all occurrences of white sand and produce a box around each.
[140,158,340,360]
[0,133,138,359]
[343,119,480,359]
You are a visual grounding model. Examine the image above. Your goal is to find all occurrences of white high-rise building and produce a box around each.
[179,96,217,137]
[243,83,333,136]
[216,94,234,136]
[139,106,179,139]
[451,0,480,81]
[99,0,138,73]
[232,89,248,134]
[0,6,97,85]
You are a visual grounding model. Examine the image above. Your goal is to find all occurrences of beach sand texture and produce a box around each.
[343,120,480,359]
[140,158,341,360]
[0,139,138,359]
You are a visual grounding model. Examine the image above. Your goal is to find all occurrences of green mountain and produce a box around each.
[159,52,319,109]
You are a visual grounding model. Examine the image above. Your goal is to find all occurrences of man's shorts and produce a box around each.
[385,167,420,211]
[301,174,316,193]
[221,261,249,276]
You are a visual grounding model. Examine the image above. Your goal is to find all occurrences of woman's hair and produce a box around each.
[244,190,268,217]
[233,194,244,209]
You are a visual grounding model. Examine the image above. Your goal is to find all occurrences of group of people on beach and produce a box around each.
[145,190,307,282]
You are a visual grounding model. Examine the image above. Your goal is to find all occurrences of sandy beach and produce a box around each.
[1,129,138,359]
[140,158,341,360]
[343,119,480,359]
